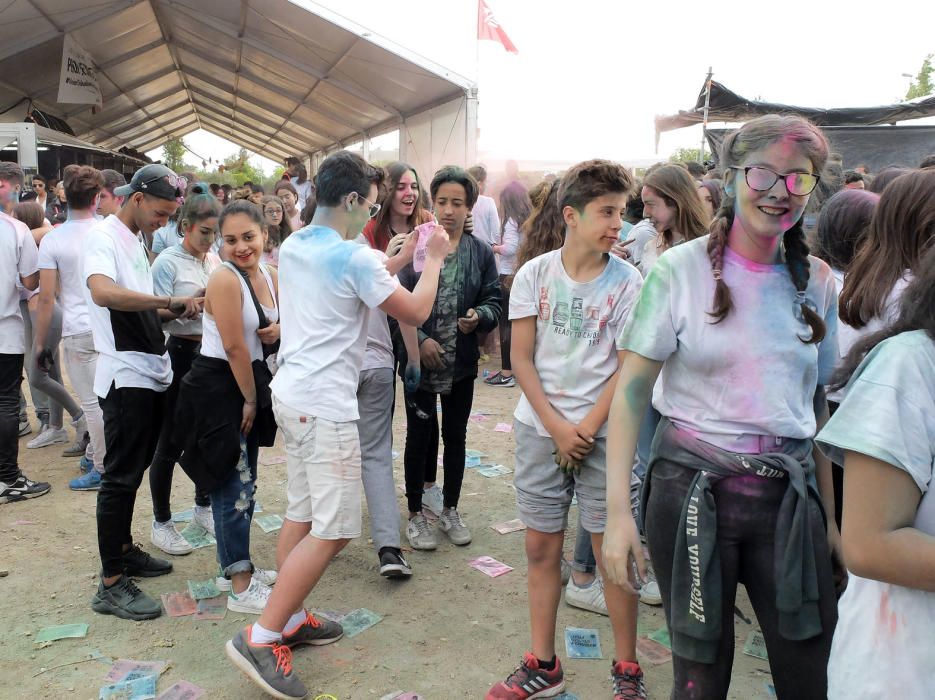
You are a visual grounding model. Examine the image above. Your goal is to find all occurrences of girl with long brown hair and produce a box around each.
[638,164,710,274]
[605,115,842,699]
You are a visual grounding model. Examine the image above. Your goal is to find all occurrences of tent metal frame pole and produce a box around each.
[701,67,713,162]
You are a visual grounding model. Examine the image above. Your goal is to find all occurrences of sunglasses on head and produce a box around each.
[140,173,188,198]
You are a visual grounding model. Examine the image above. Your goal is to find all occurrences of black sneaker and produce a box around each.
[379,547,413,578]
[226,626,308,699]
[90,576,162,620]
[484,372,516,387]
[281,610,344,648]
[122,543,173,577]
[0,474,51,504]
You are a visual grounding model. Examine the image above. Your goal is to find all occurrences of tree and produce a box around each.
[905,54,934,100]
[217,148,265,186]
[669,147,705,165]
[162,138,187,172]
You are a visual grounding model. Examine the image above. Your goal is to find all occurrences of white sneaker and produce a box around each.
[193,505,215,536]
[565,575,608,616]
[640,578,663,606]
[227,578,272,614]
[216,568,278,591]
[150,520,194,556]
[438,508,472,545]
[406,514,438,551]
[422,483,444,517]
[26,426,68,449]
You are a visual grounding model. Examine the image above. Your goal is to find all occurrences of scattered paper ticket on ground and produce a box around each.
[565,627,603,659]
[160,592,197,617]
[465,449,487,458]
[743,630,769,660]
[465,455,482,468]
[469,556,513,577]
[186,579,221,601]
[341,608,383,637]
[171,509,193,523]
[103,659,167,684]
[35,623,88,642]
[99,673,157,700]
[469,413,489,422]
[315,609,351,623]
[193,595,227,621]
[635,637,672,665]
[648,626,671,650]
[254,514,284,533]
[491,518,526,534]
[764,682,777,698]
[179,525,215,549]
[478,464,513,477]
[494,422,513,433]
[155,680,205,700]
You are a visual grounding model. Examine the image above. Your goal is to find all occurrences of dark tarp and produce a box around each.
[655,80,935,145]
[705,125,935,172]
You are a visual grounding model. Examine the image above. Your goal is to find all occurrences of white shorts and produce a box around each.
[273,395,362,540]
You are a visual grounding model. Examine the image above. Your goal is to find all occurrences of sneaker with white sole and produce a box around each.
[484,372,516,387]
[193,505,215,536]
[69,470,102,491]
[406,514,438,550]
[639,578,662,606]
[421,483,444,517]
[226,626,307,699]
[216,568,278,591]
[227,578,272,614]
[18,419,31,436]
[566,575,608,615]
[26,426,68,449]
[150,520,193,556]
[438,508,472,545]
[0,474,51,504]
[379,547,413,578]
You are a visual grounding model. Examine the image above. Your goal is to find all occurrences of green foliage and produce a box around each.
[162,138,187,172]
[669,147,705,165]
[905,54,934,100]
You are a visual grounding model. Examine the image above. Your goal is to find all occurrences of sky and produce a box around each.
[149,0,934,174]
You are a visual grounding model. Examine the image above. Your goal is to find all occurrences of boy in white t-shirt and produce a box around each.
[83,164,203,622]
[487,160,646,700]
[225,152,450,700]
[0,162,49,504]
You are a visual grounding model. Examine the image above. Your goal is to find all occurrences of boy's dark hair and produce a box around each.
[557,159,635,213]
[867,167,910,194]
[684,161,706,178]
[814,189,879,271]
[314,151,383,208]
[0,162,25,186]
[250,183,265,195]
[31,173,46,185]
[843,169,864,184]
[430,166,479,208]
[63,164,105,210]
[467,164,487,183]
[243,181,254,188]
[100,169,126,195]
[919,154,935,169]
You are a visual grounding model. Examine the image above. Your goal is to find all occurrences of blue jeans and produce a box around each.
[211,432,259,578]
[571,514,596,574]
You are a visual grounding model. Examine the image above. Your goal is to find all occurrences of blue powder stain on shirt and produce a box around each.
[286,225,365,290]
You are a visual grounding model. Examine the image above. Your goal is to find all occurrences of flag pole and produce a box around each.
[701,66,713,163]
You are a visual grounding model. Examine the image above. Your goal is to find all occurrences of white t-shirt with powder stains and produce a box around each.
[509,250,643,438]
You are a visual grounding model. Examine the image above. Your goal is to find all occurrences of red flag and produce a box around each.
[477,0,518,54]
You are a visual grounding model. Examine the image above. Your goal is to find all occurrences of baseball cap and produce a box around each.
[114,164,187,201]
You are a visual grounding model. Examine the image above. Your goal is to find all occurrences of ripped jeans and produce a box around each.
[211,430,260,579]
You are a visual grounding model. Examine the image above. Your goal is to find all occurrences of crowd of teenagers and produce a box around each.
[1,114,933,700]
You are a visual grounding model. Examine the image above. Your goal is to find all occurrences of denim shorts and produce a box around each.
[274,396,362,540]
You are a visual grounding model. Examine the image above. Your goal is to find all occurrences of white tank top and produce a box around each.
[200,264,278,362]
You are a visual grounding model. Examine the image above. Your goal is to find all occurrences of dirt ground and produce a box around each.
[0,357,774,699]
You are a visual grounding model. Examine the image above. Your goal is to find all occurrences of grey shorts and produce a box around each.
[513,420,608,534]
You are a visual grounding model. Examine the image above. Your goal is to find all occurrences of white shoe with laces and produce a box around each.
[227,578,272,614]
[421,484,444,517]
[27,426,68,449]
[565,575,609,615]
[438,508,472,545]
[216,568,278,591]
[193,505,215,536]
[150,520,193,556]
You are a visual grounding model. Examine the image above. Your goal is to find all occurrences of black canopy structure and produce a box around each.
[655,80,935,142]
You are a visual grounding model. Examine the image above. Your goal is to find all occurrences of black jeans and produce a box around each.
[497,275,512,371]
[97,384,166,577]
[149,337,209,522]
[404,376,475,512]
[0,353,24,484]
[645,459,837,700]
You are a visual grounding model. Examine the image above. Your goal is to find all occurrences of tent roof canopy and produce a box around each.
[655,79,935,144]
[0,0,473,163]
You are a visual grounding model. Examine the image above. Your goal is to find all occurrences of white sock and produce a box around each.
[284,610,307,633]
[250,622,282,645]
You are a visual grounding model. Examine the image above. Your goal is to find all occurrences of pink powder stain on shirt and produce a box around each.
[877,590,899,635]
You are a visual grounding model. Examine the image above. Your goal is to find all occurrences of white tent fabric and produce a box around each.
[0,0,476,169]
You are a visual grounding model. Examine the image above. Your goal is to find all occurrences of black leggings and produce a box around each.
[149,337,210,523]
[644,460,837,700]
[403,376,475,513]
[497,275,512,371]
